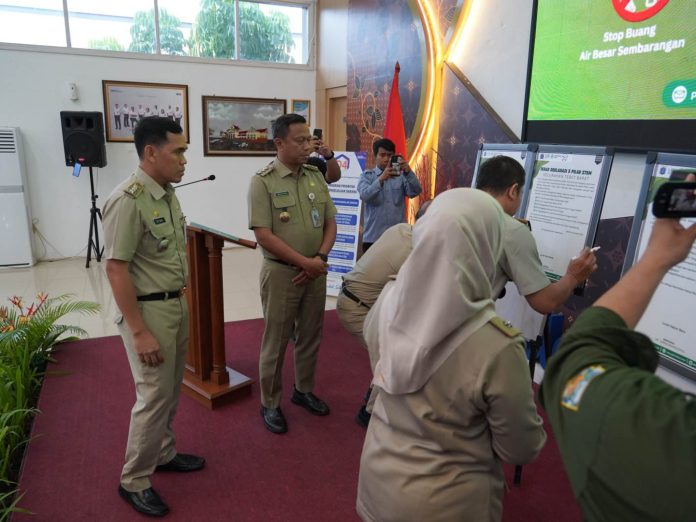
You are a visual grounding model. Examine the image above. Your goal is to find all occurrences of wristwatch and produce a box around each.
[324,152,335,160]
[315,252,329,262]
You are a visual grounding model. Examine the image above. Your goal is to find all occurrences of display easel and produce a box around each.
[183,223,257,409]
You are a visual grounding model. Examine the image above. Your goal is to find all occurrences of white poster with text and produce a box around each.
[634,162,696,373]
[525,152,606,280]
[326,151,366,297]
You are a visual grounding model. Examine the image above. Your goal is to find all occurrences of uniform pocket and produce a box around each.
[272,193,297,209]
[391,186,404,205]
[143,221,175,255]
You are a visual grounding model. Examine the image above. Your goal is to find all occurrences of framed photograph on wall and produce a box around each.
[102,80,189,143]
[291,99,311,125]
[202,96,286,156]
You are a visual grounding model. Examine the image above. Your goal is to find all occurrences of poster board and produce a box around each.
[622,152,696,381]
[471,143,538,218]
[326,152,366,297]
[523,145,612,282]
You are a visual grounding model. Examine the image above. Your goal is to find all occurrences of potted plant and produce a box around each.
[0,293,99,519]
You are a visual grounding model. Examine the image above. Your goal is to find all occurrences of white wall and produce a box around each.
[0,47,314,259]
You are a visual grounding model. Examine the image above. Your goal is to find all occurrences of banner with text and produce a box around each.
[327,151,366,297]
[525,149,610,281]
[629,155,696,378]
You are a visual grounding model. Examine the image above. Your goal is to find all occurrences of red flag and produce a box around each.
[383,62,408,160]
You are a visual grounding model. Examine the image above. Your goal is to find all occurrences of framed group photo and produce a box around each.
[291,99,311,125]
[202,96,286,156]
[102,80,189,143]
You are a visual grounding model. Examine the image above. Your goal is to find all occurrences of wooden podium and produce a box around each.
[183,223,256,409]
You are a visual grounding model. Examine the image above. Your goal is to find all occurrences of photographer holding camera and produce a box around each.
[357,138,422,251]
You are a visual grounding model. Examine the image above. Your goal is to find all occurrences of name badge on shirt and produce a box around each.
[310,207,321,228]
[153,217,166,225]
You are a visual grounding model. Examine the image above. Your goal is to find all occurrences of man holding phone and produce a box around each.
[309,128,341,183]
[357,138,422,251]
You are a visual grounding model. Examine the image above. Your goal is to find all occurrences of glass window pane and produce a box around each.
[0,0,67,47]
[66,0,156,54]
[156,1,196,56]
[239,1,307,64]
[186,0,236,60]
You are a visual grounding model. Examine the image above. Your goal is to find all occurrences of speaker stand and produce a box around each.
[86,166,104,268]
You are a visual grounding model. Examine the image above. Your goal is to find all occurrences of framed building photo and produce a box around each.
[203,96,286,156]
[102,80,189,143]
[291,99,311,125]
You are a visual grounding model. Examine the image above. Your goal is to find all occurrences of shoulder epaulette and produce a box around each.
[489,316,521,338]
[256,162,274,177]
[303,163,320,173]
[123,181,144,199]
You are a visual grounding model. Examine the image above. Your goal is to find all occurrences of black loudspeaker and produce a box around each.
[60,111,107,168]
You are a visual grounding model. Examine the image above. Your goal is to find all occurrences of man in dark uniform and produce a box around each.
[103,117,204,518]
[540,217,696,521]
[247,113,337,434]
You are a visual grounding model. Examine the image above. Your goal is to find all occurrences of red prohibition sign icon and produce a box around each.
[612,0,670,22]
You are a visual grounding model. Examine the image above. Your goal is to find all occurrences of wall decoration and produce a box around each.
[202,96,286,156]
[102,80,189,142]
[291,99,311,125]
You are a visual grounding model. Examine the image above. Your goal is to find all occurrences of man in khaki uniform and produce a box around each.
[476,155,597,313]
[247,113,337,434]
[103,117,204,518]
[336,201,431,426]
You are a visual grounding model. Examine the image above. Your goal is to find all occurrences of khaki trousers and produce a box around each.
[336,293,378,413]
[259,259,327,408]
[118,296,189,492]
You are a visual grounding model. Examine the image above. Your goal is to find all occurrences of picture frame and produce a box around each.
[291,99,311,125]
[202,96,286,156]
[102,80,189,143]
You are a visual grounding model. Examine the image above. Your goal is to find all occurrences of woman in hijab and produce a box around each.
[356,188,546,522]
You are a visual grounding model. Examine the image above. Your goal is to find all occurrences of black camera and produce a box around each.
[653,182,696,218]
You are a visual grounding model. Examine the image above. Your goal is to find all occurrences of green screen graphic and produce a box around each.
[528,1,696,121]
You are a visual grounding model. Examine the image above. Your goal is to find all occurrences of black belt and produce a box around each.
[341,283,371,309]
[267,258,296,268]
[136,288,185,302]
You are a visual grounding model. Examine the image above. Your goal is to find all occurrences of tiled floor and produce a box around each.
[0,247,336,339]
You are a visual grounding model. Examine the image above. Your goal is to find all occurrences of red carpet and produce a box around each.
[13,311,580,521]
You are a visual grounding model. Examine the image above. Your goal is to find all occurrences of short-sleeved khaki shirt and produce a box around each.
[248,157,337,259]
[102,167,188,295]
[343,223,412,307]
[493,214,551,297]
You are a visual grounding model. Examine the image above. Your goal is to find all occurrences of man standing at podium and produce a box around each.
[248,113,337,434]
[103,117,205,518]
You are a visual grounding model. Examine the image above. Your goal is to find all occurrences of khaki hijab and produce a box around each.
[365,188,505,394]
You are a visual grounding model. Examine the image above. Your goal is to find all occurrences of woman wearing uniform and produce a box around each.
[356,188,546,522]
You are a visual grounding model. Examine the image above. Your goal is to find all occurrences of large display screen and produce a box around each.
[525,0,696,152]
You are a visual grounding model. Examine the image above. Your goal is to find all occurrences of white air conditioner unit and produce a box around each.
[0,127,35,267]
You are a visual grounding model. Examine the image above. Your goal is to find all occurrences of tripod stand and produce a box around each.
[85,166,104,268]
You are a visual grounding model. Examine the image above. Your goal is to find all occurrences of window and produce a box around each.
[0,0,66,47]
[66,0,148,53]
[0,0,312,66]
[238,2,308,64]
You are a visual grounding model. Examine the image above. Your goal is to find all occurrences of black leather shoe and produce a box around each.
[291,388,330,416]
[156,453,205,472]
[355,405,371,428]
[118,485,169,517]
[261,406,288,434]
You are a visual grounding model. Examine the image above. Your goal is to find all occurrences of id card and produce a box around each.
[310,207,321,228]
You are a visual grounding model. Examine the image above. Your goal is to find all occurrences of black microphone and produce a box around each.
[175,175,216,188]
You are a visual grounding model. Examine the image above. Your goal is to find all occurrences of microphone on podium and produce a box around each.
[176,174,216,188]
